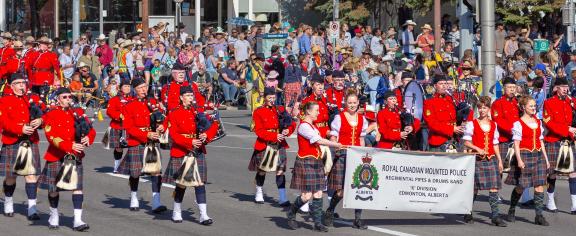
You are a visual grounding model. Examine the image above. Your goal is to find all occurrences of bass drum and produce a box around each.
[403,81,426,120]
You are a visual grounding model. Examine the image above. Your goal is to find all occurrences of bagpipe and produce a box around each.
[13,93,44,176]
[55,106,93,191]
[142,101,164,174]
[555,97,576,173]
[258,106,293,172]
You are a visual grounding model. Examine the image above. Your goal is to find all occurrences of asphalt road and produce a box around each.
[1,110,575,236]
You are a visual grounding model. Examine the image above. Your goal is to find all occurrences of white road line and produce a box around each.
[334,219,419,236]
[104,173,175,189]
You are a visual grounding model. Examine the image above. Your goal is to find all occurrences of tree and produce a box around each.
[495,0,564,26]
[305,0,372,26]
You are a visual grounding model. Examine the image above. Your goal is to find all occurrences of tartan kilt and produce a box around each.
[504,150,547,188]
[498,141,513,163]
[248,148,287,172]
[289,157,325,192]
[0,142,42,177]
[544,141,575,175]
[284,82,302,106]
[39,160,84,192]
[118,145,145,178]
[474,156,502,190]
[108,128,124,149]
[162,153,207,185]
[327,150,346,191]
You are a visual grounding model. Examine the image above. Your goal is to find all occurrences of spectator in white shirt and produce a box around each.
[370,29,384,57]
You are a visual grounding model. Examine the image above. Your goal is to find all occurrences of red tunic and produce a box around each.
[376,107,421,149]
[43,107,96,161]
[106,93,133,130]
[543,95,574,142]
[161,81,206,112]
[252,105,296,151]
[325,87,345,111]
[0,94,44,145]
[0,47,16,80]
[300,94,330,137]
[518,119,542,151]
[337,113,364,146]
[471,120,497,158]
[168,106,219,157]
[297,122,321,159]
[394,88,404,110]
[24,50,61,86]
[491,96,520,143]
[122,98,163,147]
[423,93,456,146]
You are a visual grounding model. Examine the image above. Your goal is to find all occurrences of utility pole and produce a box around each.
[333,0,338,69]
[73,0,80,42]
[480,0,496,98]
[434,0,441,53]
[99,0,103,35]
[55,0,60,38]
[143,0,149,38]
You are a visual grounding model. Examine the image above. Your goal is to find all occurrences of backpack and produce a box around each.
[375,76,390,106]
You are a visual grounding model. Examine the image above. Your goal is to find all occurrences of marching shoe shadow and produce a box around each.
[228,192,256,203]
[102,195,175,219]
[233,124,252,132]
[362,214,464,226]
[94,166,114,173]
[267,216,315,231]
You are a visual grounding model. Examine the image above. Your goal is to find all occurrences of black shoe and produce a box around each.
[200,219,214,226]
[48,225,59,230]
[352,219,368,230]
[333,212,340,219]
[572,211,576,215]
[287,219,299,230]
[286,209,299,230]
[297,209,309,215]
[73,224,90,232]
[4,212,14,217]
[172,219,182,223]
[313,223,329,232]
[27,213,40,221]
[463,214,474,224]
[547,208,558,213]
[152,205,167,214]
[535,215,549,226]
[323,210,334,227]
[255,199,265,204]
[279,201,291,207]
[129,207,139,211]
[506,210,516,222]
[491,216,508,227]
[520,200,534,207]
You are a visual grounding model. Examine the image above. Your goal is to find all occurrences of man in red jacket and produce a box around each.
[105,77,133,172]
[39,87,96,231]
[163,86,220,225]
[491,77,520,168]
[161,63,206,112]
[0,32,16,90]
[423,75,464,152]
[25,36,61,95]
[118,78,167,213]
[542,77,576,214]
[0,73,44,220]
[325,70,346,111]
[300,74,330,137]
[249,87,296,206]
[376,90,420,149]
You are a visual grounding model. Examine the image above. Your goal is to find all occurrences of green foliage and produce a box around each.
[495,0,564,26]
[306,0,372,26]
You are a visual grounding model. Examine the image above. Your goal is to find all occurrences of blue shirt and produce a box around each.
[299,34,311,55]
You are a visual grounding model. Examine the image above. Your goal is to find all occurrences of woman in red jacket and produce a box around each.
[376,90,420,150]
[162,86,219,225]
[105,77,133,173]
[39,87,96,231]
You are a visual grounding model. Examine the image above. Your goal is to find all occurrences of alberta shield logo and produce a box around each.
[351,153,379,201]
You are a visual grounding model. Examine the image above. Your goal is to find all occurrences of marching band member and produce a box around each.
[24,36,61,94]
[1,41,24,96]
[161,63,206,112]
[301,74,331,138]
[286,101,343,232]
[105,77,133,173]
[163,86,219,225]
[325,71,346,111]
[0,32,15,83]
[0,73,43,220]
[376,90,420,149]
[423,75,464,152]
[491,78,520,166]
[249,87,296,205]
[462,96,507,227]
[118,78,167,213]
[325,90,369,230]
[542,77,576,214]
[39,87,96,231]
[504,95,550,226]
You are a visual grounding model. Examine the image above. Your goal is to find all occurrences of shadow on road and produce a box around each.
[94,166,114,173]
[266,216,315,231]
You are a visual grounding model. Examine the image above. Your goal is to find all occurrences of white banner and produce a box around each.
[343,147,475,214]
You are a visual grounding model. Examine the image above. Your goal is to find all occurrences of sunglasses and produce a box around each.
[60,95,73,99]
[462,67,472,71]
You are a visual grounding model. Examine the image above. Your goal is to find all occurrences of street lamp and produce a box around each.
[174,0,184,39]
